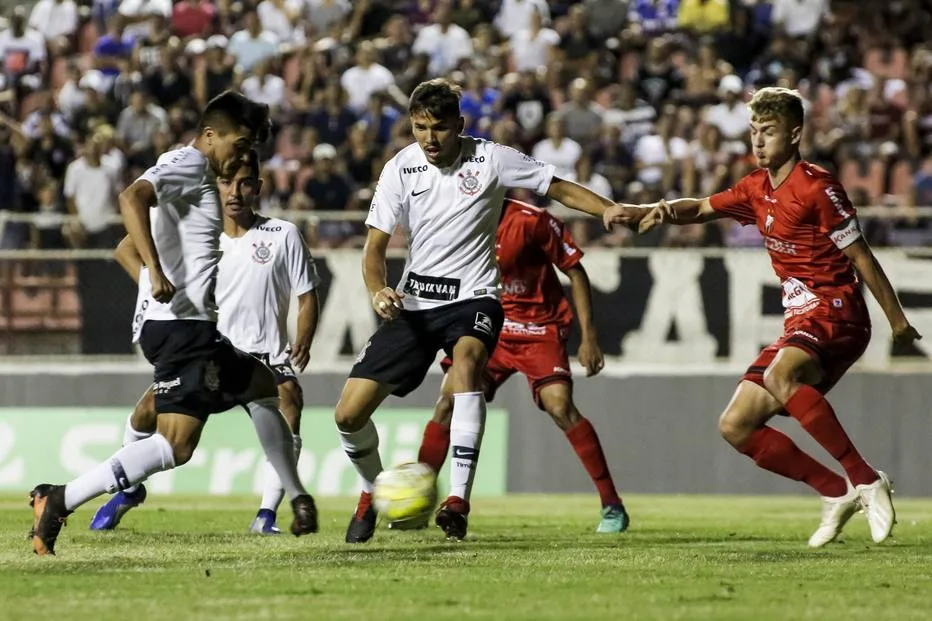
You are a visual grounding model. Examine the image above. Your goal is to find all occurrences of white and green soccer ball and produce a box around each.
[373,462,438,522]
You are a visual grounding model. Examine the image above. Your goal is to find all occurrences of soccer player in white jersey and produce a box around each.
[28,92,319,555]
[89,149,321,535]
[338,78,634,543]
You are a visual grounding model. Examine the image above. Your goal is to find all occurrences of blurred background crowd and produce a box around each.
[1,0,932,253]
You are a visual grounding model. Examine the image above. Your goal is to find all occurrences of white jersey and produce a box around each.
[138,146,221,323]
[366,137,555,311]
[216,217,320,364]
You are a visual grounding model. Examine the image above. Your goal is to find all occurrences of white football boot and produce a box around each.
[856,470,896,543]
[808,480,859,548]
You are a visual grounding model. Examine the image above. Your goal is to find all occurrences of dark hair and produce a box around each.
[198,90,271,144]
[245,148,261,180]
[408,78,462,120]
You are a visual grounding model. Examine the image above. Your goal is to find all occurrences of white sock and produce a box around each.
[339,420,382,494]
[64,433,175,511]
[248,399,308,501]
[122,413,153,495]
[449,392,486,503]
[259,434,302,512]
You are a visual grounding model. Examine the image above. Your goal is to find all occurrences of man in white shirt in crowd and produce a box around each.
[338,78,634,544]
[771,0,828,39]
[92,149,321,535]
[227,7,279,73]
[494,0,551,39]
[340,40,404,115]
[509,6,559,73]
[28,91,318,556]
[412,0,473,77]
[532,112,583,178]
[63,128,122,249]
[703,74,751,155]
[28,0,78,53]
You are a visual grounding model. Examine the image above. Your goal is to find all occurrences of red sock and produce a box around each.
[417,420,450,473]
[565,418,622,507]
[783,385,877,486]
[739,426,847,497]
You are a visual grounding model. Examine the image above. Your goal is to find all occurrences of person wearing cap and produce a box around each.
[303,143,355,246]
[703,74,751,154]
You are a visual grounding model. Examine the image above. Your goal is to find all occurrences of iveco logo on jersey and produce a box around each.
[402,271,460,301]
[257,225,282,232]
[463,156,485,163]
[402,165,429,174]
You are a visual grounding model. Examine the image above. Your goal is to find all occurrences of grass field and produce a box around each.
[1,494,931,621]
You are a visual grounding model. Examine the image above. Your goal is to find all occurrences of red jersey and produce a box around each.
[710,161,868,325]
[495,200,583,338]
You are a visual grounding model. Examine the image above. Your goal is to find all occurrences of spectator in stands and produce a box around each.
[340,40,401,114]
[509,6,559,74]
[302,0,352,37]
[131,8,172,73]
[171,0,216,39]
[71,71,119,140]
[627,0,679,34]
[56,61,85,120]
[303,142,352,211]
[116,90,167,166]
[560,77,604,146]
[377,14,413,73]
[94,15,136,84]
[191,35,232,107]
[590,123,635,197]
[359,90,401,145]
[771,0,829,40]
[494,0,551,39]
[532,112,582,178]
[21,90,70,138]
[451,0,487,34]
[584,0,630,42]
[0,8,47,112]
[145,40,192,110]
[634,104,689,193]
[340,120,380,189]
[602,81,656,150]
[459,69,500,138]
[557,5,599,79]
[258,0,303,44]
[62,129,120,249]
[412,0,473,77]
[28,0,78,54]
[306,80,356,147]
[25,111,74,180]
[681,42,730,106]
[502,70,552,149]
[118,0,173,39]
[636,38,684,110]
[32,180,67,254]
[242,58,288,112]
[703,74,750,154]
[677,0,729,35]
[228,8,280,73]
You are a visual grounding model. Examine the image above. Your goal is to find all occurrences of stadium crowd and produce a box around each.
[1,0,931,251]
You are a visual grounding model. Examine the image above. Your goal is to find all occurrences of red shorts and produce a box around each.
[440,336,571,409]
[743,315,871,395]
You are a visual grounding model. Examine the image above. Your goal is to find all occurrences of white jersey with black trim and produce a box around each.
[366,136,556,311]
[137,146,222,323]
[216,217,321,365]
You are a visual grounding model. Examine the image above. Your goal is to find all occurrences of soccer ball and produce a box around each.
[373,462,438,522]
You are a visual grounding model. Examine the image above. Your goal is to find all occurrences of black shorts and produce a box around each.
[251,353,301,388]
[350,297,504,397]
[138,320,257,418]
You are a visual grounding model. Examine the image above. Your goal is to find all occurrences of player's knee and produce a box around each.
[718,410,752,448]
[762,366,797,404]
[449,344,487,391]
[167,438,197,466]
[132,391,158,434]
[543,395,579,431]
[279,382,303,430]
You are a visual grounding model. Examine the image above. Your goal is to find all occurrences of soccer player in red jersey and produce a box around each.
[414,198,629,534]
[636,87,921,547]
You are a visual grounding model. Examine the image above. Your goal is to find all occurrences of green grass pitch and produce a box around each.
[1,494,931,620]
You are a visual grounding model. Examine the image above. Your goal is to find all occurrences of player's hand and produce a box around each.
[291,337,311,372]
[577,336,604,377]
[892,323,922,349]
[602,204,641,232]
[149,268,176,304]
[372,287,404,320]
[638,200,675,234]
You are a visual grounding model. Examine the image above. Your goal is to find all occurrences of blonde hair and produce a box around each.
[748,87,805,128]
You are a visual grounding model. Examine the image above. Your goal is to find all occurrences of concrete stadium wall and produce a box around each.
[2,369,930,496]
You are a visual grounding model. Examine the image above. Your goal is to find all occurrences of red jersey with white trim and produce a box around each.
[495,199,582,337]
[710,161,869,325]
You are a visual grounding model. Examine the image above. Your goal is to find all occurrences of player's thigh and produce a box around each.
[350,312,436,398]
[516,337,573,411]
[441,298,505,389]
[719,380,785,444]
[131,385,158,434]
[335,377,397,430]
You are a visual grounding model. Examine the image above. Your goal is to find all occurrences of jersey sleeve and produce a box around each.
[365,158,404,234]
[709,176,757,225]
[139,151,204,204]
[284,224,321,296]
[810,177,862,250]
[493,143,556,195]
[535,211,583,273]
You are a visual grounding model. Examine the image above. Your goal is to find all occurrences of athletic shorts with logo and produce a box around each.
[743,314,871,395]
[350,297,504,397]
[441,322,571,409]
[139,319,256,418]
[251,353,301,388]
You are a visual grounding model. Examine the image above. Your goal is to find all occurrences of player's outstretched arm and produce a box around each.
[842,239,922,347]
[566,265,604,377]
[113,235,144,284]
[638,197,721,234]
[546,177,644,232]
[291,291,320,372]
[119,179,175,303]
[363,226,404,320]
